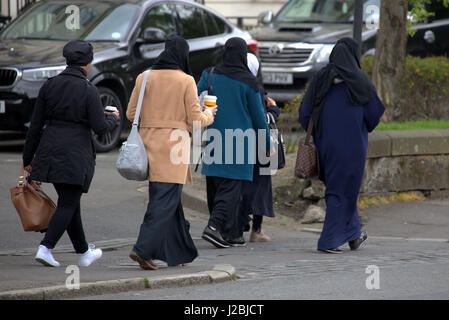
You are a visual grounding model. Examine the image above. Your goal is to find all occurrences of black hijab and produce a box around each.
[213,37,260,92]
[152,35,193,76]
[303,37,378,137]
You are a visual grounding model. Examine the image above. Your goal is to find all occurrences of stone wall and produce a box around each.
[273,130,449,222]
[363,130,449,195]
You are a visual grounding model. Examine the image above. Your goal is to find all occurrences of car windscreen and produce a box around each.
[276,0,380,23]
[0,1,139,41]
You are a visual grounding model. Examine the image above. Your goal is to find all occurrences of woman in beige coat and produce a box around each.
[127,36,216,270]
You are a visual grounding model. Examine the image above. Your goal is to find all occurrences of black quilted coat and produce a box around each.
[22,66,118,193]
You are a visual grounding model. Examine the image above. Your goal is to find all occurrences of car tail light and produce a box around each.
[247,39,259,55]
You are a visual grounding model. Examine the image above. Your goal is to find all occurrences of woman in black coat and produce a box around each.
[22,40,119,267]
[236,53,280,244]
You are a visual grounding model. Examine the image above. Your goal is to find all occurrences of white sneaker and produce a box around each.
[78,244,102,267]
[35,245,60,267]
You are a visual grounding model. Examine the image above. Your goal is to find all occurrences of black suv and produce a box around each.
[251,0,449,103]
[0,0,257,152]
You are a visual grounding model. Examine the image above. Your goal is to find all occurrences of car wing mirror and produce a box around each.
[258,11,273,25]
[137,27,167,44]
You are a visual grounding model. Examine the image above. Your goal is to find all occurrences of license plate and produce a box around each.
[262,72,293,85]
[0,100,5,114]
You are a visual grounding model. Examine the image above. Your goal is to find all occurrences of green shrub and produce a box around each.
[362,55,449,121]
[284,55,449,122]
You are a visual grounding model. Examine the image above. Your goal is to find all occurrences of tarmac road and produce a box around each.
[1,136,448,300]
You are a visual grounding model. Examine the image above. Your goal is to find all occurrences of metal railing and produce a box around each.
[226,16,259,30]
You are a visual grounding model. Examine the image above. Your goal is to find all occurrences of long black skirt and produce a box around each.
[237,162,275,234]
[240,162,275,218]
[133,182,198,266]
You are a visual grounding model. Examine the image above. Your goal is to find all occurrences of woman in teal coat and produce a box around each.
[197,37,271,248]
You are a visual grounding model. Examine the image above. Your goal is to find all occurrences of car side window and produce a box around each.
[203,11,220,36]
[175,3,207,39]
[213,15,230,34]
[140,3,177,38]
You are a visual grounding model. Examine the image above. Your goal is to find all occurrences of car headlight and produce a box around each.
[312,44,334,64]
[22,66,66,81]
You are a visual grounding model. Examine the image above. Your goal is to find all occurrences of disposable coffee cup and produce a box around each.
[204,95,217,107]
[105,106,118,112]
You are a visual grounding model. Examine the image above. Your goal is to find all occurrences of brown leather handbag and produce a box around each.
[295,118,320,179]
[10,167,56,232]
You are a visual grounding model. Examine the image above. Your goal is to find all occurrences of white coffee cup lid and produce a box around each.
[204,95,217,101]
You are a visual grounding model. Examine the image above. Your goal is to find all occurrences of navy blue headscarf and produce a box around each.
[303,37,378,137]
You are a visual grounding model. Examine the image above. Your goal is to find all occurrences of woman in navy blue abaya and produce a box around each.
[298,38,385,253]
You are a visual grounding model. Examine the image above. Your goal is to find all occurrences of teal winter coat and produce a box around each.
[197,70,271,182]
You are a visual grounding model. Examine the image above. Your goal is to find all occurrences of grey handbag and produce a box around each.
[116,70,151,181]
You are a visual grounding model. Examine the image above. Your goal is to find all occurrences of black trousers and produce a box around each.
[252,215,263,232]
[41,183,88,254]
[133,182,198,266]
[206,176,243,239]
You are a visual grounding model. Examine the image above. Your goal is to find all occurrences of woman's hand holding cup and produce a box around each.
[206,105,218,116]
[104,106,120,119]
[204,95,218,116]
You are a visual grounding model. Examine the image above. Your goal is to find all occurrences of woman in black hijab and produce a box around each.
[299,37,385,254]
[212,37,260,92]
[196,37,272,248]
[127,35,216,269]
[152,35,193,75]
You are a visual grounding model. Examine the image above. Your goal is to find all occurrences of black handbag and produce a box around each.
[267,112,286,170]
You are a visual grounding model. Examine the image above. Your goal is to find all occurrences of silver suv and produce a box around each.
[251,0,380,103]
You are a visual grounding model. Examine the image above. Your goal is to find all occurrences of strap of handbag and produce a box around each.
[305,118,313,145]
[267,112,277,127]
[132,69,151,126]
[18,166,55,204]
[207,67,215,94]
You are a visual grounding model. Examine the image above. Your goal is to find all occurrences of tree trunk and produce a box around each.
[372,0,408,122]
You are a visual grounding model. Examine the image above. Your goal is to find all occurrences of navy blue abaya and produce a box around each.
[299,82,384,250]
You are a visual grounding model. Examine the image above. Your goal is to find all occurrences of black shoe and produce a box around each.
[318,248,343,254]
[224,236,246,247]
[349,231,368,250]
[202,226,230,248]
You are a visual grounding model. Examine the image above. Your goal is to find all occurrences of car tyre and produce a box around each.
[92,86,123,153]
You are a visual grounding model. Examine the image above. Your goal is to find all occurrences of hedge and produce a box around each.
[283,55,449,122]
[361,55,449,120]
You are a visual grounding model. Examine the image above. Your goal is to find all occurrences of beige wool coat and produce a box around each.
[126,69,214,184]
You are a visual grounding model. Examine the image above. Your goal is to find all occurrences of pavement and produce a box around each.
[1,142,449,300]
